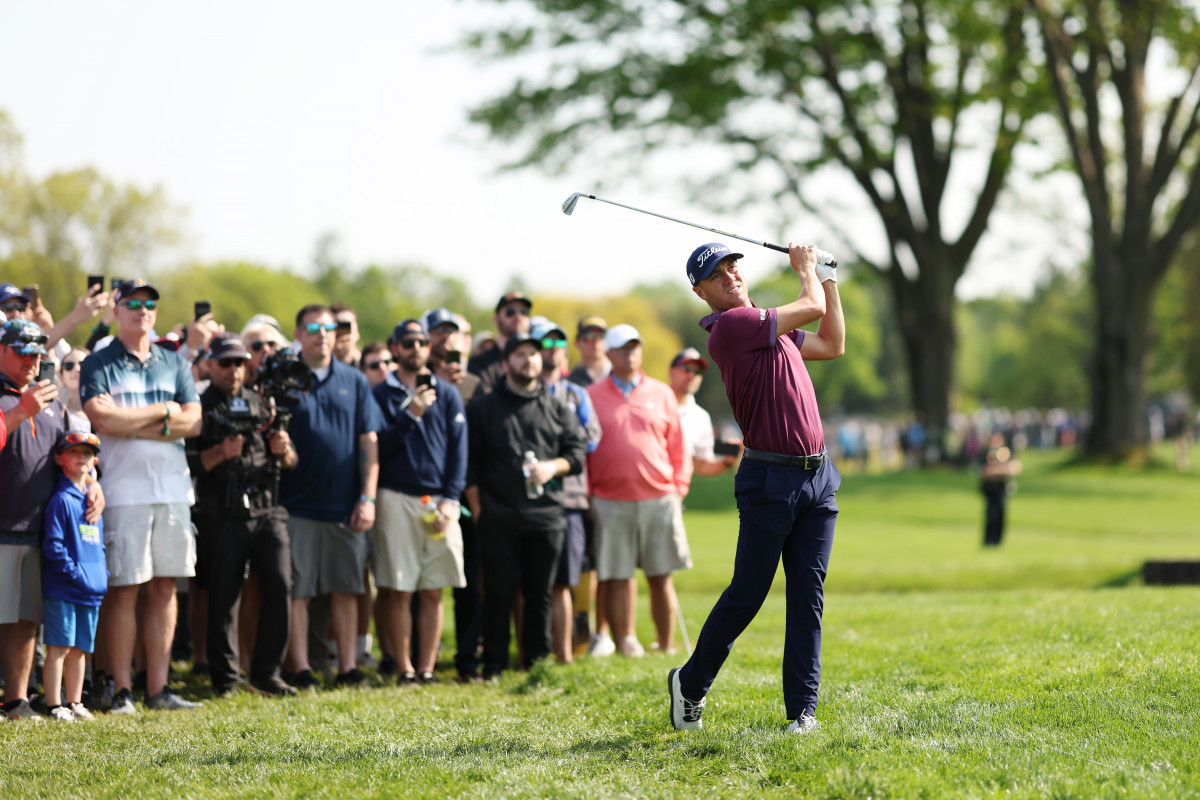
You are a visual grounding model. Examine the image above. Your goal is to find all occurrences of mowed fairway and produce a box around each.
[4,448,1198,799]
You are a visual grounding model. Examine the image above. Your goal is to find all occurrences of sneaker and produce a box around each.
[398,671,418,686]
[620,634,646,658]
[3,698,44,722]
[668,667,704,731]
[97,676,115,709]
[69,702,96,721]
[588,632,616,658]
[378,654,398,677]
[650,641,678,656]
[417,671,438,685]
[145,689,201,710]
[47,705,77,723]
[250,677,298,697]
[110,688,137,715]
[289,669,320,690]
[335,668,367,688]
[787,713,820,734]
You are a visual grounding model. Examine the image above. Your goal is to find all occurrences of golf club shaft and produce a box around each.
[583,194,789,254]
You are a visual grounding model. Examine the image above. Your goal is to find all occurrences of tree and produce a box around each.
[465,0,1044,458]
[1031,0,1200,457]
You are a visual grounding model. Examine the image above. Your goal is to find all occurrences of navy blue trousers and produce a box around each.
[679,457,839,720]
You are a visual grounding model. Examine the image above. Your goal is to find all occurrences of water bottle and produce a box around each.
[522,451,543,500]
[420,494,444,539]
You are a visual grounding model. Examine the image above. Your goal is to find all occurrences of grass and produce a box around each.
[3,447,1200,799]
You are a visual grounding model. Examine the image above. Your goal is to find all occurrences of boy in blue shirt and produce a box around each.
[42,431,108,722]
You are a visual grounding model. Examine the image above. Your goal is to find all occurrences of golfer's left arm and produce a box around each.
[800,279,845,361]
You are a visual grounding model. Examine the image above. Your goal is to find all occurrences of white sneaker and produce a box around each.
[145,689,201,711]
[620,634,645,658]
[69,702,96,721]
[588,632,616,658]
[48,705,77,722]
[667,667,704,730]
[787,713,820,734]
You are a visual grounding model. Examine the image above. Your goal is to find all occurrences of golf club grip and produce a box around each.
[764,243,788,254]
[765,241,839,267]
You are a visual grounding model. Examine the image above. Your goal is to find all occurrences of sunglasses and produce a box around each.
[502,305,531,318]
[59,432,101,451]
[216,358,247,369]
[578,332,604,342]
[62,361,78,371]
[250,340,279,352]
[676,365,702,375]
[541,338,568,350]
[1,301,29,313]
[304,322,338,334]
[365,358,394,370]
[120,299,157,311]
[397,337,429,349]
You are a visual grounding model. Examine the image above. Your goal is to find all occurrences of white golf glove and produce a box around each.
[815,253,837,284]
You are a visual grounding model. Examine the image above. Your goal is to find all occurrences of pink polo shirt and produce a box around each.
[587,374,692,501]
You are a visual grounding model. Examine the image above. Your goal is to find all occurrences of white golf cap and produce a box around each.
[605,323,642,350]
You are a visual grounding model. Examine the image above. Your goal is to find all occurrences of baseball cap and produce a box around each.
[502,332,540,358]
[495,291,532,313]
[114,279,161,303]
[530,320,567,342]
[422,307,460,332]
[207,334,250,361]
[0,284,31,305]
[242,314,283,335]
[671,347,709,371]
[576,315,608,336]
[390,318,427,343]
[57,430,101,456]
[0,319,49,355]
[686,242,744,286]
[604,324,641,350]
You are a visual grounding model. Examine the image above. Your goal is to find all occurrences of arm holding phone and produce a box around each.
[45,282,111,351]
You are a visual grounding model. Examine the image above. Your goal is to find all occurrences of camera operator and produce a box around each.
[186,334,297,697]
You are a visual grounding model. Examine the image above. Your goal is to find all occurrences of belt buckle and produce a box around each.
[803,454,810,469]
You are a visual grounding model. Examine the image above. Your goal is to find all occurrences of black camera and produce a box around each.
[252,347,313,407]
[206,395,261,439]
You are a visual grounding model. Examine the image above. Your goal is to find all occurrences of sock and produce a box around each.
[357,634,372,658]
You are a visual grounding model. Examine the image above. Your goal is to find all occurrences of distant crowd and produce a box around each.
[0,278,740,721]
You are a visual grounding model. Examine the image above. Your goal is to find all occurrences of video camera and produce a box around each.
[206,396,261,439]
[251,347,312,408]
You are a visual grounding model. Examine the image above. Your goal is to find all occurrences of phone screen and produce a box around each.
[194,300,212,319]
[444,349,462,364]
[416,373,433,389]
[38,361,57,384]
[88,275,104,293]
[713,440,741,457]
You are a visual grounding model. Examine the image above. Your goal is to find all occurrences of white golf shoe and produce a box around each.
[787,713,820,734]
[668,667,704,731]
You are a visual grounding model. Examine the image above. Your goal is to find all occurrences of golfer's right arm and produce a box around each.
[775,244,827,335]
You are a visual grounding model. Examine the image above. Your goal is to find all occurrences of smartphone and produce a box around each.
[23,285,39,305]
[444,349,463,365]
[111,277,124,291]
[88,275,105,293]
[416,373,433,389]
[713,439,741,457]
[194,300,212,320]
[38,360,57,384]
[336,320,353,332]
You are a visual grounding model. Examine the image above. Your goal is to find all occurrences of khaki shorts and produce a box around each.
[592,494,692,581]
[372,488,465,592]
[0,545,42,625]
[288,516,369,598]
[103,503,196,587]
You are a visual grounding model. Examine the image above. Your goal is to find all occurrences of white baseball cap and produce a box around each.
[605,324,641,350]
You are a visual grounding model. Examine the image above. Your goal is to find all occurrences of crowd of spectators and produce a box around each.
[0,279,740,720]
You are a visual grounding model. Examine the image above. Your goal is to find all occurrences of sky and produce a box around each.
[2,1,1086,306]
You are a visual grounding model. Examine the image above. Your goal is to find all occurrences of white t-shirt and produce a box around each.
[678,394,715,461]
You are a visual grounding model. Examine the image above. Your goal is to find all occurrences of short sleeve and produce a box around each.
[79,352,109,403]
[175,354,200,404]
[708,306,777,366]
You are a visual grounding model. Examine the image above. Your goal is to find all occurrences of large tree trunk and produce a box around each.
[890,256,957,463]
[1086,250,1156,456]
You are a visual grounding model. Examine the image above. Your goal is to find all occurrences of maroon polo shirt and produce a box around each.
[700,304,825,457]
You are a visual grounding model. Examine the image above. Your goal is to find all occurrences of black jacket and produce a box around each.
[466,378,587,530]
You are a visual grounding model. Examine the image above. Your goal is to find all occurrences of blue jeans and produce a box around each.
[679,457,839,720]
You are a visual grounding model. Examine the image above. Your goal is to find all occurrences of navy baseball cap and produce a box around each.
[390,318,427,343]
[495,291,532,313]
[57,430,101,456]
[0,284,31,305]
[422,307,460,332]
[686,243,744,286]
[671,346,709,371]
[207,334,250,361]
[0,319,49,355]
[114,279,160,302]
[502,332,540,358]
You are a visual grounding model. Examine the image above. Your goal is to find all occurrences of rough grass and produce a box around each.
[3,446,1198,799]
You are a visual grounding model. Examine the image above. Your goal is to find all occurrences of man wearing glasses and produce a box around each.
[277,304,383,689]
[669,347,741,477]
[186,334,297,697]
[80,279,203,713]
[467,292,533,394]
[568,315,611,388]
[372,319,467,684]
[0,319,100,720]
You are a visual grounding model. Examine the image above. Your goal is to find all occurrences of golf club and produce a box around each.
[562,191,837,266]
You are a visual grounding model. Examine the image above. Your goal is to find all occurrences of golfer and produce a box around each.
[668,241,844,734]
